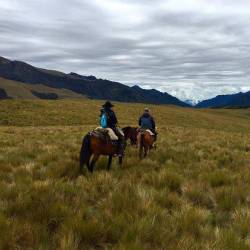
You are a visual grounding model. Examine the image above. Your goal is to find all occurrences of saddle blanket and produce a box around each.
[146,129,154,136]
[139,129,155,136]
[93,127,119,140]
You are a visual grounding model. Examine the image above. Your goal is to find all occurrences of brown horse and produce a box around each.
[122,126,138,145]
[79,132,125,173]
[137,130,155,159]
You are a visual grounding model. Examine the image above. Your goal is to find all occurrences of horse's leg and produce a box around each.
[107,155,112,170]
[139,145,143,159]
[118,156,123,165]
[89,154,99,173]
[144,146,148,158]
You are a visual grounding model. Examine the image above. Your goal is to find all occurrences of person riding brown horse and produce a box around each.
[100,101,126,156]
[79,101,126,173]
[138,108,157,158]
[139,108,157,140]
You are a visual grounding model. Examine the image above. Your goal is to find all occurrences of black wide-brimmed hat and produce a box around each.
[102,100,114,108]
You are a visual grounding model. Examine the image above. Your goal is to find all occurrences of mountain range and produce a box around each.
[196,91,250,108]
[0,56,189,106]
[0,56,249,108]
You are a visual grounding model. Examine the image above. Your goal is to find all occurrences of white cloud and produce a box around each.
[1,0,250,101]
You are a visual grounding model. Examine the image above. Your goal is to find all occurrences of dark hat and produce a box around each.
[102,100,114,108]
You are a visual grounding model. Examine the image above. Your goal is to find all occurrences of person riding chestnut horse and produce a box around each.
[79,101,126,173]
[138,108,157,158]
[100,101,126,156]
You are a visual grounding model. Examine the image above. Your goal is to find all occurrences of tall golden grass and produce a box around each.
[0,99,249,249]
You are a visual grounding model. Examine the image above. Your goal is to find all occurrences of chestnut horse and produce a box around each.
[137,130,155,159]
[79,131,125,173]
[122,126,138,145]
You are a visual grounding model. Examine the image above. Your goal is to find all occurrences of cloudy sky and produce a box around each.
[1,0,250,102]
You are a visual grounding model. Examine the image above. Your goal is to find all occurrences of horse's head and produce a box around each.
[122,126,138,145]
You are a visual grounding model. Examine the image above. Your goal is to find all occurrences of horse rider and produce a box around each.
[138,108,157,140]
[100,101,126,157]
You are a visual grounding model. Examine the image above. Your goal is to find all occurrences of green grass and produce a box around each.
[0,99,250,249]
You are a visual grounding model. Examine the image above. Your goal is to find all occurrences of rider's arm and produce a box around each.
[138,117,141,126]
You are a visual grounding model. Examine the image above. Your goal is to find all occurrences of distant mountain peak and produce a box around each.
[131,85,141,89]
[184,99,200,106]
[0,56,10,64]
[68,72,97,80]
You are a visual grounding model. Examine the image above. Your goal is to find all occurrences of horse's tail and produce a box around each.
[140,133,145,147]
[79,133,92,172]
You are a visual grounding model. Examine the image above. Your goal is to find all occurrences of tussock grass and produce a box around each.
[0,100,250,249]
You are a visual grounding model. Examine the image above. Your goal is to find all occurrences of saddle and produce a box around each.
[138,129,155,136]
[90,127,119,142]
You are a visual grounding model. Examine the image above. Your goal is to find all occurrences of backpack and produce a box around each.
[100,112,108,128]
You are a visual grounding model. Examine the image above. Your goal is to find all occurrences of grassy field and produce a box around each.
[0,99,250,250]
